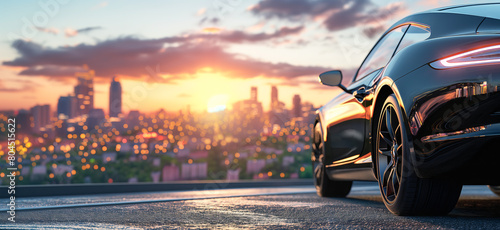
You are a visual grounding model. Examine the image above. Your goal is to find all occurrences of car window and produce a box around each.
[395,25,431,54]
[366,68,383,83]
[355,25,408,81]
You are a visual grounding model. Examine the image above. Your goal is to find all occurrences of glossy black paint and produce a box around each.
[315,3,500,185]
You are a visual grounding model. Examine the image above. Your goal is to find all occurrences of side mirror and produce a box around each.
[319,70,350,93]
[319,70,342,86]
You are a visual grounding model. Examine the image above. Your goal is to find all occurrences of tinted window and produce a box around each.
[395,25,430,54]
[355,25,408,81]
[366,68,383,83]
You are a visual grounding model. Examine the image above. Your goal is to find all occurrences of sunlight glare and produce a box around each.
[207,94,229,113]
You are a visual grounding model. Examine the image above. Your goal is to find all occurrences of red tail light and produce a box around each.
[430,44,500,69]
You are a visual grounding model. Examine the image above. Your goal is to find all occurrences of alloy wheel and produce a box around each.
[377,104,403,203]
[313,131,324,189]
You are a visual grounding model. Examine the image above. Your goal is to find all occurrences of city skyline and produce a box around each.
[11,66,311,118]
[0,63,316,184]
[5,67,309,148]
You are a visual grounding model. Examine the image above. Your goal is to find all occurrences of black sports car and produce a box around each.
[313,3,500,215]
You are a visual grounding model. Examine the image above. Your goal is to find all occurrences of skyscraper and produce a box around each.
[87,108,105,131]
[57,96,77,119]
[16,109,32,134]
[41,104,50,125]
[31,105,41,131]
[30,104,51,132]
[268,86,287,126]
[293,94,302,118]
[232,87,263,123]
[109,77,122,117]
[271,86,278,111]
[74,67,94,116]
[251,86,257,101]
[127,110,141,128]
[87,109,105,130]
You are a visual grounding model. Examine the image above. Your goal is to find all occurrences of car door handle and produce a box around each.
[353,87,370,100]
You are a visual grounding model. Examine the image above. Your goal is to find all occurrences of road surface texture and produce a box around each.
[1,182,500,229]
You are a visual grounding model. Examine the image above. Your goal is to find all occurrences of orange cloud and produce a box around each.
[4,36,326,83]
[203,27,222,34]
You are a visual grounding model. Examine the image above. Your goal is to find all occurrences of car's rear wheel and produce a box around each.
[313,123,352,197]
[375,95,462,215]
[488,185,500,196]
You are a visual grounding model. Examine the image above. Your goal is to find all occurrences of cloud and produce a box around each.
[247,21,267,32]
[0,79,38,92]
[171,26,304,43]
[3,36,329,82]
[19,65,87,77]
[361,2,407,26]
[35,27,59,35]
[32,26,102,37]
[199,16,220,26]
[250,0,345,20]
[77,26,102,33]
[251,0,407,32]
[215,26,304,43]
[202,27,222,33]
[321,0,372,31]
[65,26,102,37]
[362,25,386,39]
[64,28,78,37]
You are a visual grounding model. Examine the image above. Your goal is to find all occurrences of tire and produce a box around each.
[312,122,352,197]
[374,94,462,215]
[488,185,500,196]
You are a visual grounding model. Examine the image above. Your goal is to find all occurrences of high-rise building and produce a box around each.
[271,86,278,110]
[16,109,32,133]
[41,104,50,125]
[109,77,122,117]
[251,86,257,101]
[233,99,263,119]
[31,105,41,131]
[87,108,105,131]
[57,96,77,119]
[30,104,51,131]
[269,86,287,126]
[232,87,264,135]
[74,67,94,116]
[127,110,141,128]
[233,87,263,119]
[269,85,286,114]
[293,94,302,118]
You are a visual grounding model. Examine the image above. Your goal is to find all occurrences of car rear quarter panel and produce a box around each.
[393,58,500,179]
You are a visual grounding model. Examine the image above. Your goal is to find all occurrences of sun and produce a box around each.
[207,94,229,113]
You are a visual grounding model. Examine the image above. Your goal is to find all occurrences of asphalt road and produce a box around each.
[1,182,500,229]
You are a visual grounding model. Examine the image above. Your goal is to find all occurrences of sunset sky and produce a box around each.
[1,0,495,113]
